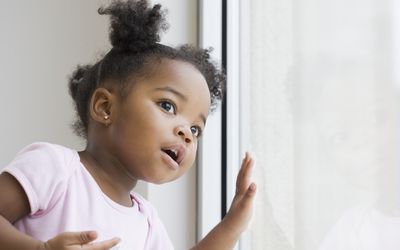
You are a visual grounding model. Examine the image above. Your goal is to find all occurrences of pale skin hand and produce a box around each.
[40,231,120,250]
[192,152,257,250]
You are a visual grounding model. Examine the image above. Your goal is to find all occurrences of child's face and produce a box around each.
[108,59,211,184]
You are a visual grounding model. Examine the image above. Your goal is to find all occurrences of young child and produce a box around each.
[0,0,256,249]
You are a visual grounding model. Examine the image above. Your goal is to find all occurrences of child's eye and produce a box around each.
[159,101,176,114]
[190,126,202,138]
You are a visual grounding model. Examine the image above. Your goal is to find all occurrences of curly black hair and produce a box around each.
[68,0,225,138]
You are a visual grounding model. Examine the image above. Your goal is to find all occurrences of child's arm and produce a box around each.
[0,172,43,249]
[192,153,257,250]
[0,172,120,250]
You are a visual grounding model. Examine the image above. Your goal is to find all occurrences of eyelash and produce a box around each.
[158,100,177,114]
[158,100,203,138]
[191,126,203,138]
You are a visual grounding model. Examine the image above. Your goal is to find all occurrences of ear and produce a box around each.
[89,87,116,126]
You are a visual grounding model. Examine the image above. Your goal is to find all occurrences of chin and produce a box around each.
[145,174,180,185]
[148,179,172,185]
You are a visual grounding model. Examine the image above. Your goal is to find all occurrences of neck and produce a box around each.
[79,144,138,207]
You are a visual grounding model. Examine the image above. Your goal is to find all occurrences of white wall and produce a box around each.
[0,1,109,162]
[0,1,197,249]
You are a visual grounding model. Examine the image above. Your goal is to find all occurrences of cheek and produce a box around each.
[186,143,198,167]
[116,106,159,136]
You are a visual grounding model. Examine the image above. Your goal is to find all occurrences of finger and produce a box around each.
[236,152,254,195]
[242,155,254,185]
[81,237,121,250]
[60,231,98,245]
[247,182,257,197]
[241,183,257,206]
[240,157,254,196]
[235,152,248,193]
[233,182,257,213]
[236,152,252,192]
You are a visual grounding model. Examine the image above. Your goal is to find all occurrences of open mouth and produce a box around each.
[162,149,179,162]
[161,144,185,165]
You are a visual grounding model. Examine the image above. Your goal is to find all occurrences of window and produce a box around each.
[200,0,400,249]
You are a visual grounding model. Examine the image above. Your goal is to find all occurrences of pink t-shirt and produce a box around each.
[3,142,174,250]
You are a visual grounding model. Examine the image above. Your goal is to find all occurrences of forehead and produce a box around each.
[152,59,208,88]
[131,59,211,111]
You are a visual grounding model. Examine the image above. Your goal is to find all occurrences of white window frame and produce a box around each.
[197,0,223,240]
[197,1,243,249]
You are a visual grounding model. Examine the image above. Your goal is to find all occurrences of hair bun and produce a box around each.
[68,64,91,101]
[98,0,169,53]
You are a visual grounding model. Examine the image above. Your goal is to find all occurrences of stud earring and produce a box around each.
[104,115,109,120]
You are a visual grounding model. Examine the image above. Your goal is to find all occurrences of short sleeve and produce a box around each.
[2,142,74,216]
[132,193,174,250]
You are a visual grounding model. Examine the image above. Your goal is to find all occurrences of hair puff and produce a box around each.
[98,0,169,52]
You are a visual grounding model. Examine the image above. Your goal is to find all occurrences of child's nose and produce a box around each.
[175,125,192,143]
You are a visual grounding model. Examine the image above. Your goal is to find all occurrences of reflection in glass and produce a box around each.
[239,0,400,249]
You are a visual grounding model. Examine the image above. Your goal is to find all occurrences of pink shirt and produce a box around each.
[3,142,174,250]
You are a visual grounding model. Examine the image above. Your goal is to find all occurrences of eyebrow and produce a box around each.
[154,86,207,126]
[155,86,188,101]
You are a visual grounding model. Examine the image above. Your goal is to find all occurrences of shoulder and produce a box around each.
[13,142,77,169]
[16,142,76,159]
[319,205,373,250]
[3,142,80,185]
[336,205,372,227]
[2,142,81,215]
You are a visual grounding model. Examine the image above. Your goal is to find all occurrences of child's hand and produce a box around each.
[189,153,257,250]
[41,231,120,250]
[222,152,257,236]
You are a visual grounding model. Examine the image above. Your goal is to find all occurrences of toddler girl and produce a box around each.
[0,1,256,249]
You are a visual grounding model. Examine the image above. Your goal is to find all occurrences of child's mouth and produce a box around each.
[161,144,185,168]
[162,149,178,162]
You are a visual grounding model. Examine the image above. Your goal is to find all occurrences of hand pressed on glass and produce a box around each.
[191,152,256,250]
[224,152,257,235]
